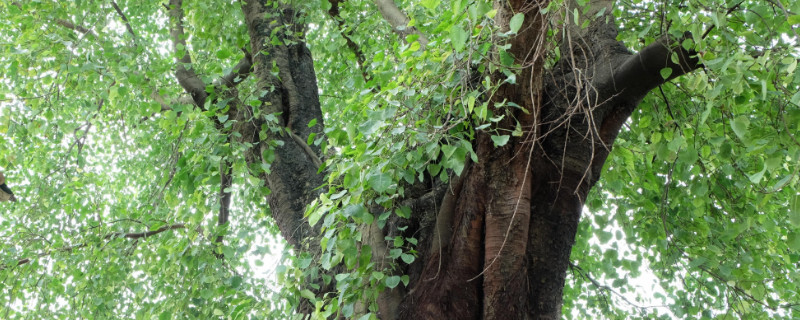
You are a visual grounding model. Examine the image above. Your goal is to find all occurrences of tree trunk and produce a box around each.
[235,0,701,319]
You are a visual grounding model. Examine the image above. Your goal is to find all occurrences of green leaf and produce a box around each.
[450,25,468,52]
[308,208,324,227]
[788,15,800,25]
[343,204,367,218]
[748,166,766,184]
[357,314,374,320]
[421,0,440,10]
[688,257,708,269]
[659,67,672,79]
[385,276,401,289]
[509,13,524,34]
[396,206,411,219]
[444,146,467,176]
[368,173,392,193]
[216,48,231,59]
[330,189,347,200]
[789,233,800,252]
[467,95,476,113]
[731,115,750,140]
[491,135,510,147]
[230,275,242,288]
[400,253,415,264]
[468,2,492,21]
[300,289,316,301]
[573,8,579,25]
[790,195,800,228]
[441,144,457,160]
[359,119,382,137]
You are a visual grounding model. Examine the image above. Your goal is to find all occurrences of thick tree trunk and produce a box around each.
[241,0,326,248]
[233,0,701,319]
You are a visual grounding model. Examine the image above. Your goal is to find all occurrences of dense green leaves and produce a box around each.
[1,0,799,319]
[563,0,800,318]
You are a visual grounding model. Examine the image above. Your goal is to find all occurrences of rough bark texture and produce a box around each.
[193,0,702,319]
[241,0,326,248]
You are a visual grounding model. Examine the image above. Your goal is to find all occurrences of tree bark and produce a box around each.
[228,0,702,319]
[241,0,326,248]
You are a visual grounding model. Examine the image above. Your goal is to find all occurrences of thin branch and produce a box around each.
[110,1,138,43]
[657,85,675,120]
[214,160,233,259]
[65,80,116,163]
[150,88,197,112]
[570,262,669,310]
[327,0,374,89]
[12,1,97,39]
[55,19,97,39]
[0,224,186,271]
[108,223,186,239]
[769,0,800,40]
[15,4,181,120]
[701,1,745,39]
[696,263,800,311]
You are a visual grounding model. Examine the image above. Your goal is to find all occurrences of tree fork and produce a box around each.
[235,0,702,318]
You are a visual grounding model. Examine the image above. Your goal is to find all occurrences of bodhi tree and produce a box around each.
[1,0,799,318]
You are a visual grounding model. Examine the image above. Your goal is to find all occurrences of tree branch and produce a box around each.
[569,262,669,310]
[108,223,187,239]
[167,0,252,112]
[216,48,253,88]
[701,1,745,39]
[214,160,233,259]
[604,33,701,101]
[0,224,186,271]
[150,89,196,112]
[16,2,191,119]
[13,0,96,38]
[373,0,429,46]
[55,19,97,39]
[167,0,208,108]
[327,0,373,88]
[110,1,138,43]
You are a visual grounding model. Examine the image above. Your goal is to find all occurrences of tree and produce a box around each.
[1,0,799,318]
